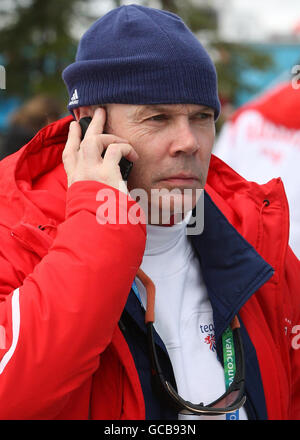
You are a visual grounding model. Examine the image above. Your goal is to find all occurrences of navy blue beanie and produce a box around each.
[62,4,220,119]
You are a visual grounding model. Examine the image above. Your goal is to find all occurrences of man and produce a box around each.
[0,5,299,420]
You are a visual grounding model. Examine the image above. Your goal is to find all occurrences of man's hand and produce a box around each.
[62,107,138,193]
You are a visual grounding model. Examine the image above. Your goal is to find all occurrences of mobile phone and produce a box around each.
[78,116,133,181]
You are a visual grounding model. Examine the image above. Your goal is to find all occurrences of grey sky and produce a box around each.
[86,0,300,41]
[216,0,300,39]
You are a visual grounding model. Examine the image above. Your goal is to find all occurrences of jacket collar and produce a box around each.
[190,191,274,342]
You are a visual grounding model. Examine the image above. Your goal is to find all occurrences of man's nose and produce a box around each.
[169,119,199,156]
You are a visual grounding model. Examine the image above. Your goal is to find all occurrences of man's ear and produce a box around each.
[73,106,95,121]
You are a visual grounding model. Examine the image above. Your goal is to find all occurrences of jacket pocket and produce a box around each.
[10,221,56,258]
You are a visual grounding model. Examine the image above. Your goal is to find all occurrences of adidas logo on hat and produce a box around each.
[68,89,79,106]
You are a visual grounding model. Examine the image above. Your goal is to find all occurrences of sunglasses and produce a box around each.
[136,268,246,417]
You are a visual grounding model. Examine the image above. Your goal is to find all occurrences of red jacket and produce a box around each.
[0,115,299,419]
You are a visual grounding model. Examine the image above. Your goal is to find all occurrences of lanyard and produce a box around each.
[132,279,240,419]
[222,326,239,420]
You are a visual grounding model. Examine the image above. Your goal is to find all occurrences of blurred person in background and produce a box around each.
[0,5,298,421]
[0,94,62,160]
[214,81,300,258]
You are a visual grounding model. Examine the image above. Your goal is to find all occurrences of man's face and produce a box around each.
[105,103,215,223]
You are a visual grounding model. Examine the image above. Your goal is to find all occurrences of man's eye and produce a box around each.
[147,114,168,121]
[194,112,214,120]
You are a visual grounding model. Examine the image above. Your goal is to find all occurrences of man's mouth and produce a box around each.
[159,173,200,185]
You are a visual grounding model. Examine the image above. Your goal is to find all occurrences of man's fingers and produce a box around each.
[103,143,139,167]
[63,114,138,189]
[62,121,81,166]
[98,134,130,146]
[83,107,106,137]
[81,108,129,144]
[66,121,81,150]
[78,135,132,165]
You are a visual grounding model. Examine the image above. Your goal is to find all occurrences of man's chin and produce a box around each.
[148,191,201,225]
[127,184,203,225]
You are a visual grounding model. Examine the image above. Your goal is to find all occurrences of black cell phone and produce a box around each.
[78,116,133,181]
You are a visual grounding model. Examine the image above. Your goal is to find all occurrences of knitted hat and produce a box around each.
[62,4,220,119]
